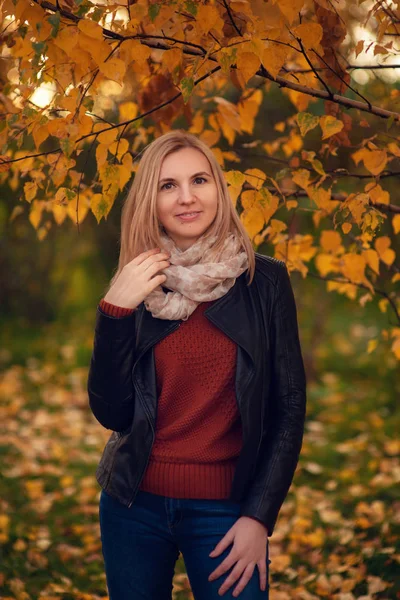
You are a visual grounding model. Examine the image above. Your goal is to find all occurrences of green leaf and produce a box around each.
[148,3,160,21]
[180,77,194,104]
[76,0,94,17]
[32,41,47,56]
[386,115,394,131]
[60,138,73,158]
[91,7,104,22]
[296,112,319,137]
[48,12,60,37]
[184,0,198,16]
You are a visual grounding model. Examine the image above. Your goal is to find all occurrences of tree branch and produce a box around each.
[30,0,400,122]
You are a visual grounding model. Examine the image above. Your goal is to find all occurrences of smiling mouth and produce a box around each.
[176,211,201,216]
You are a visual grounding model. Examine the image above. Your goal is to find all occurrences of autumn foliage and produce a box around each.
[0,0,399,358]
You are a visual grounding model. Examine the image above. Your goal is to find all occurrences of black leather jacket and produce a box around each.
[87,252,307,537]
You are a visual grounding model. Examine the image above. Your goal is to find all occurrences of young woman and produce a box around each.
[87,130,307,600]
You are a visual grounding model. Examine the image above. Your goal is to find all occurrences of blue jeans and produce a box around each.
[99,488,270,599]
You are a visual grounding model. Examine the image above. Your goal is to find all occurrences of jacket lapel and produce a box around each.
[134,271,257,369]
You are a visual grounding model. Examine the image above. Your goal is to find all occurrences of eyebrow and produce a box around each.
[158,171,211,185]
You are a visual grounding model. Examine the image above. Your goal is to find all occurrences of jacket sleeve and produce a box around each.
[87,305,137,432]
[240,261,307,536]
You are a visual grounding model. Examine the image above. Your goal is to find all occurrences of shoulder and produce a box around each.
[254,252,286,288]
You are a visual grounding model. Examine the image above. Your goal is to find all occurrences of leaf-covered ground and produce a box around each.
[0,309,399,600]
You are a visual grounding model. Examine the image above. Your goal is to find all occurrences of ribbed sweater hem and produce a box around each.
[98,298,135,318]
[138,458,238,499]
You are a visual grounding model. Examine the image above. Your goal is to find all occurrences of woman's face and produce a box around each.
[156,147,218,251]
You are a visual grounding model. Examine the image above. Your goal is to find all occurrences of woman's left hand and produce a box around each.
[208,516,269,596]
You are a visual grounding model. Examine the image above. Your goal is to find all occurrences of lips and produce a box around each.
[176,211,201,216]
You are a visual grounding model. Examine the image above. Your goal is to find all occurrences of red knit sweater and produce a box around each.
[98,298,243,499]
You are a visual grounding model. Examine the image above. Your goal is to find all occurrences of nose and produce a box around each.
[177,184,196,204]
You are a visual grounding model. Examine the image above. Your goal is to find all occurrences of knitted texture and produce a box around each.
[98,298,242,499]
[98,298,135,318]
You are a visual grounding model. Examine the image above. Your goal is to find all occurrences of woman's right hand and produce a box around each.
[103,248,171,310]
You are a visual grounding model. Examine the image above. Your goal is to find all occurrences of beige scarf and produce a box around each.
[144,231,249,321]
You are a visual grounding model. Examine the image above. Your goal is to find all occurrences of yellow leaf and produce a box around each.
[243,168,266,190]
[367,339,378,353]
[276,0,306,24]
[316,253,339,277]
[341,253,366,284]
[123,39,152,65]
[96,144,108,168]
[282,133,303,156]
[47,118,69,139]
[52,203,67,225]
[161,47,182,80]
[364,182,390,205]
[363,249,380,275]
[391,335,400,359]
[78,19,104,40]
[109,139,129,161]
[118,164,131,190]
[96,126,118,146]
[240,205,264,239]
[364,149,387,176]
[66,195,89,224]
[342,222,352,234]
[195,4,224,35]
[216,97,241,133]
[261,44,288,79]
[236,51,260,86]
[32,124,49,150]
[260,190,279,223]
[53,26,79,54]
[392,214,400,234]
[241,189,258,210]
[119,102,138,121]
[24,181,37,203]
[296,112,319,136]
[292,23,323,50]
[388,142,400,157]
[292,169,310,190]
[286,200,298,210]
[320,115,344,139]
[274,121,286,132]
[98,58,126,84]
[379,298,388,313]
[90,193,113,223]
[269,219,287,235]
[375,236,395,266]
[320,230,342,253]
[29,201,43,230]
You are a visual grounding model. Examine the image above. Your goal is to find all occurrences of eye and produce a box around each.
[160,177,207,191]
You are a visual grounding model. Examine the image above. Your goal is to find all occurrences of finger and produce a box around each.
[217,560,248,596]
[257,561,267,592]
[131,248,161,266]
[209,529,235,557]
[231,563,256,597]
[208,550,237,581]
[140,252,171,272]
[147,259,170,278]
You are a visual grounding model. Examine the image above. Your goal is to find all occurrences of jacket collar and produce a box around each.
[135,270,256,366]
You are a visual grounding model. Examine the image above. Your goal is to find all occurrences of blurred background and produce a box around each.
[0,0,399,598]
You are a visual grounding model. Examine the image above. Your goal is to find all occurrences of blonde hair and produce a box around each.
[104,129,255,295]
